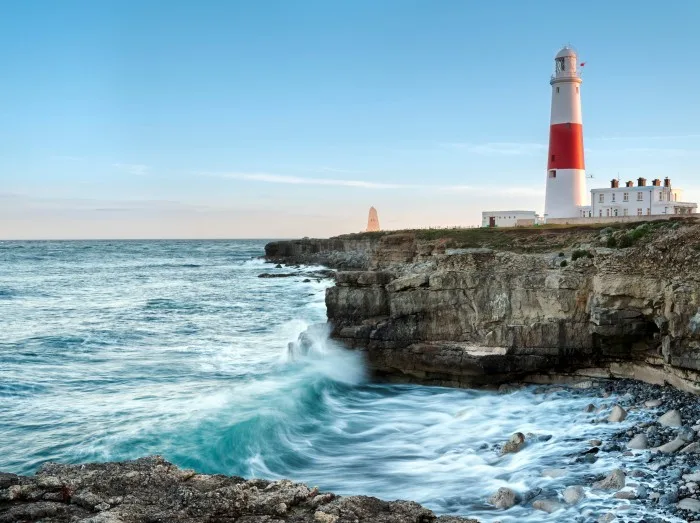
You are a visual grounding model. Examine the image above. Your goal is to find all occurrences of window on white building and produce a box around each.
[623,209,628,216]
[599,194,604,203]
[659,192,663,201]
[612,193,616,202]
[606,209,610,217]
[623,192,629,202]
[614,209,618,216]
[637,208,643,216]
[637,192,643,201]
[599,210,602,217]
[647,208,651,215]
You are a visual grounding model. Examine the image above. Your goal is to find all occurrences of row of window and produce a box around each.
[583,207,679,218]
[597,191,678,203]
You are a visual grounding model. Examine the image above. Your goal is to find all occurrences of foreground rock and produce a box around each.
[562,485,585,505]
[658,409,683,427]
[0,456,479,523]
[593,469,626,491]
[501,433,526,454]
[487,487,518,509]
[626,433,648,450]
[608,405,627,422]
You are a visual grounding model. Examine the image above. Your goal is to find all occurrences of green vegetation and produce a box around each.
[335,217,697,253]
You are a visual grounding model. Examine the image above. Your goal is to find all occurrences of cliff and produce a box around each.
[268,220,700,393]
[0,456,476,523]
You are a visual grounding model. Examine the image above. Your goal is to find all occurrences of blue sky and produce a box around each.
[2,0,700,238]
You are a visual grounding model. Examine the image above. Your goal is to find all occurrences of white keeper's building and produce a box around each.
[577,177,696,218]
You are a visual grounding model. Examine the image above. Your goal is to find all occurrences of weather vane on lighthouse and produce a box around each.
[544,46,586,220]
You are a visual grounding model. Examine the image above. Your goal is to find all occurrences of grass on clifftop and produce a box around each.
[336,217,698,253]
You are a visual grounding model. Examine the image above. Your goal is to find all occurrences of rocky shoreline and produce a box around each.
[480,378,700,522]
[260,222,700,521]
[266,222,700,394]
[0,456,477,523]
[5,379,700,522]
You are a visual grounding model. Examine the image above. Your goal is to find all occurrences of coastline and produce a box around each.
[265,220,700,394]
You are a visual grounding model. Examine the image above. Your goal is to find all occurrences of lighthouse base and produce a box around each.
[544,168,587,220]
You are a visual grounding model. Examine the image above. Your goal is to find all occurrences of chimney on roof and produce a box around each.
[626,181,634,187]
[638,177,647,187]
[611,179,619,188]
[652,179,661,187]
[664,177,671,187]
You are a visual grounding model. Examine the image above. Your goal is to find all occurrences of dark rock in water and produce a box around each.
[487,487,519,509]
[501,432,526,454]
[520,487,542,503]
[275,264,283,268]
[593,469,626,490]
[258,272,297,278]
[303,279,311,283]
[0,457,480,523]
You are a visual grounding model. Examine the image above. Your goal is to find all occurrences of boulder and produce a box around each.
[658,409,682,427]
[593,469,625,491]
[682,442,700,454]
[656,437,686,453]
[501,433,526,455]
[683,472,700,482]
[678,498,700,513]
[627,434,649,450]
[608,405,627,422]
[532,499,564,513]
[487,487,519,509]
[645,399,663,408]
[563,485,585,505]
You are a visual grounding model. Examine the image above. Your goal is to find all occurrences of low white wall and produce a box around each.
[547,213,692,225]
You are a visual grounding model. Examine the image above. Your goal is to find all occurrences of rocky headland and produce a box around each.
[267,219,700,393]
[263,220,700,521]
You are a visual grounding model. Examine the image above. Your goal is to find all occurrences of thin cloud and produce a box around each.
[203,171,543,196]
[441,142,547,155]
[113,163,149,175]
[438,185,543,197]
[209,172,423,189]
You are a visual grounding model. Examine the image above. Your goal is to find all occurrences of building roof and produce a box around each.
[555,47,577,59]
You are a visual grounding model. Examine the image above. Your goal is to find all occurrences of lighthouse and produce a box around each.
[544,46,586,220]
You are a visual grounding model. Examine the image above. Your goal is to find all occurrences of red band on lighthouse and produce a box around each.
[547,123,584,170]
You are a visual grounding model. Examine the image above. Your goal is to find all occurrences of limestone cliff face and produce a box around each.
[265,221,700,392]
[323,224,700,392]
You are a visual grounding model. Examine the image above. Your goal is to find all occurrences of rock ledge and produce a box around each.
[0,456,479,523]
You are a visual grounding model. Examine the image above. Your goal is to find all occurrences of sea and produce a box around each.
[0,240,681,522]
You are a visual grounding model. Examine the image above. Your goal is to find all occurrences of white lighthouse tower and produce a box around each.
[544,46,586,220]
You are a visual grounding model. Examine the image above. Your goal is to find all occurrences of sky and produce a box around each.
[2,0,700,239]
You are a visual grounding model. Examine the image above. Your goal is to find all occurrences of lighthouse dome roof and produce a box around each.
[555,46,577,59]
